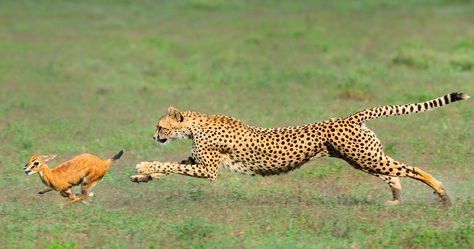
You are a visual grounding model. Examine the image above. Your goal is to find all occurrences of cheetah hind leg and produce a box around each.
[379,159,451,207]
[346,160,403,205]
[410,167,452,206]
[376,174,402,205]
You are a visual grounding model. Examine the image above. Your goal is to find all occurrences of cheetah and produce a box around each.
[131,92,470,206]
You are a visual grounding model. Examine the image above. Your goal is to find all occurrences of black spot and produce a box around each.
[450,92,464,102]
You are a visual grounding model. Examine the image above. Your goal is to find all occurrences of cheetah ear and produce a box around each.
[40,154,57,162]
[167,107,183,122]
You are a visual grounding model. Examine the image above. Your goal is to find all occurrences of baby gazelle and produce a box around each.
[23,150,123,206]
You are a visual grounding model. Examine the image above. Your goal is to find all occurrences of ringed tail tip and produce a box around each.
[112,150,124,161]
[451,92,470,101]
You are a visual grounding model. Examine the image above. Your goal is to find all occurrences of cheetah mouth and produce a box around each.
[157,138,168,144]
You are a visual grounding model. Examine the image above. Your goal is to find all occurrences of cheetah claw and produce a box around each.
[130,174,152,183]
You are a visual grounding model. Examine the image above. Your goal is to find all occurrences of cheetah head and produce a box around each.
[153,107,191,144]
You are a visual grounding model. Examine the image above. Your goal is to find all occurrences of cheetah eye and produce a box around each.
[33,161,39,167]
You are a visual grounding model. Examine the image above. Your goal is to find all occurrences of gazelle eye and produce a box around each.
[33,162,39,167]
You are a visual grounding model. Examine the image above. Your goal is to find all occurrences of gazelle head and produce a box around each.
[23,154,56,176]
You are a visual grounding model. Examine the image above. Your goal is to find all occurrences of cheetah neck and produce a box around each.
[182,111,209,138]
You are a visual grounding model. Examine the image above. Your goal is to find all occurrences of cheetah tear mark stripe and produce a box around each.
[347,92,470,124]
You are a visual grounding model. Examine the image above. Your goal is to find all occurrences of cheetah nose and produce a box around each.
[152,135,157,140]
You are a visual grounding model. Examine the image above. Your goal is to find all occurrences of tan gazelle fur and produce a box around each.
[24,150,123,206]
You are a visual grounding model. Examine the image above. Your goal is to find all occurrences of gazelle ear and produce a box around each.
[40,154,57,162]
[167,106,183,122]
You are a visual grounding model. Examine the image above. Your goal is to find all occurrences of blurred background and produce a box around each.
[0,0,473,248]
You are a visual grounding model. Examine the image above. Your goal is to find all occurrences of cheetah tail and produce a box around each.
[346,92,469,124]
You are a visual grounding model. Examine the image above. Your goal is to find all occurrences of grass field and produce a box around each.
[1,0,473,248]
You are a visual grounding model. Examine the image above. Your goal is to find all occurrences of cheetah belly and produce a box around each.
[220,152,313,176]
[220,154,256,176]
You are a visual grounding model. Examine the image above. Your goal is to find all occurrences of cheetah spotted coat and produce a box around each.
[131,92,470,206]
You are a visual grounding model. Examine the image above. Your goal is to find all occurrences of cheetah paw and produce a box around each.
[135,161,155,175]
[130,173,165,183]
[384,200,401,206]
[130,174,152,183]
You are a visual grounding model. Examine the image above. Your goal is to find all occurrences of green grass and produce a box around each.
[1,0,473,248]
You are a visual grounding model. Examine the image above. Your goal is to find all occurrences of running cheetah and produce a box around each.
[131,92,470,206]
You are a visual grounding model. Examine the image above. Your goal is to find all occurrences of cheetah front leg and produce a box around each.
[130,152,220,183]
[130,156,197,183]
[130,172,168,183]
